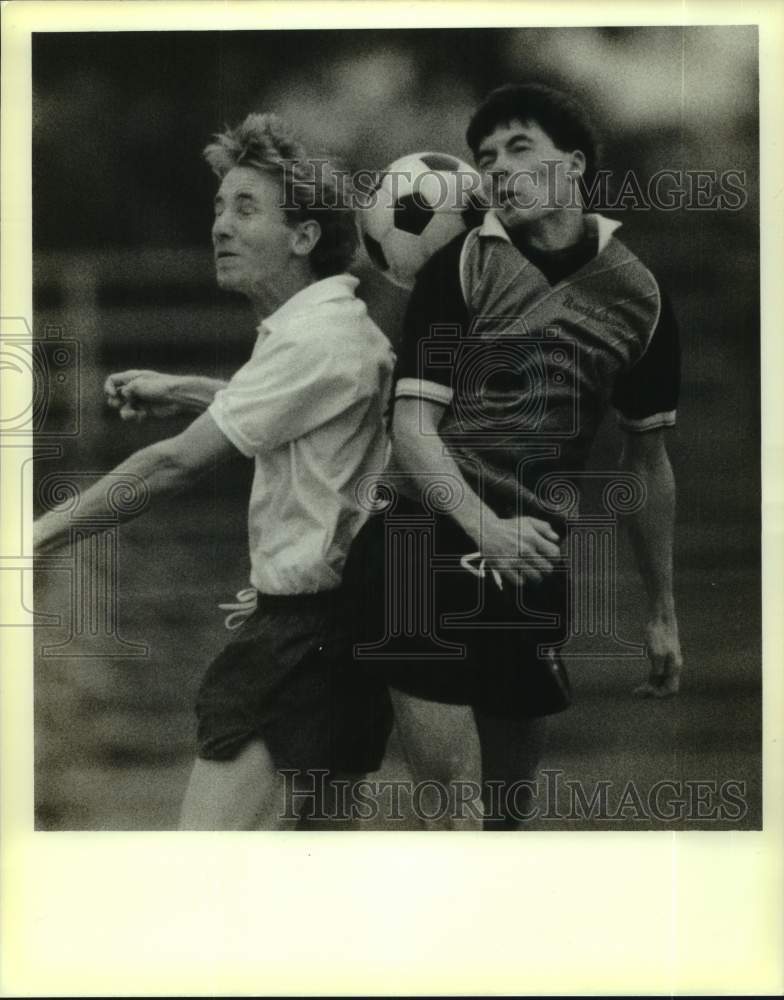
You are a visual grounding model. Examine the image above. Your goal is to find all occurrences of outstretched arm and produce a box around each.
[105,370,229,421]
[34,411,237,554]
[619,428,683,696]
[392,398,561,587]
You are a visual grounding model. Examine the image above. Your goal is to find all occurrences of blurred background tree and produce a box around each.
[33,27,757,249]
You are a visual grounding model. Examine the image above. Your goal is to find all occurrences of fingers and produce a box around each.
[516,566,543,585]
[634,677,680,699]
[106,371,154,422]
[503,565,542,587]
[104,374,123,408]
[635,620,683,696]
[108,386,144,420]
[468,556,543,587]
[119,400,147,422]
[659,671,682,696]
[634,649,683,698]
[463,553,542,589]
[522,549,556,579]
[105,369,142,394]
[656,652,683,696]
[488,548,557,586]
[496,558,547,587]
[649,646,683,678]
[492,524,562,563]
[529,517,561,543]
[522,521,561,561]
[466,516,563,588]
[105,370,145,412]
[532,535,561,561]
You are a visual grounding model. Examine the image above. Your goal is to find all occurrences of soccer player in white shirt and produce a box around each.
[35,114,395,830]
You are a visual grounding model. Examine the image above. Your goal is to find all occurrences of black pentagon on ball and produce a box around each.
[420,153,461,171]
[394,193,435,236]
[363,232,389,271]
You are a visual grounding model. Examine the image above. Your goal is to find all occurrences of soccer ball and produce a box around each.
[359,152,485,290]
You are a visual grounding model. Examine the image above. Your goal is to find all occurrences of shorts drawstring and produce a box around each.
[218,587,258,631]
[459,551,504,591]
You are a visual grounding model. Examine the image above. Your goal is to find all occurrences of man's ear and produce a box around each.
[291,219,321,258]
[569,149,587,177]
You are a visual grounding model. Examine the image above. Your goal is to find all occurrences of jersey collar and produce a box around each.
[479,210,622,254]
[260,273,359,337]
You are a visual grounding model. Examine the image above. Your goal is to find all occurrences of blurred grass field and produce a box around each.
[34,542,761,831]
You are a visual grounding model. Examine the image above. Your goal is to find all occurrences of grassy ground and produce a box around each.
[33,496,761,831]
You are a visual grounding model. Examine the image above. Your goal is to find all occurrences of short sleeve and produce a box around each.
[208,327,363,456]
[395,234,469,407]
[612,288,681,432]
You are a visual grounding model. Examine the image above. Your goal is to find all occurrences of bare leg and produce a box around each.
[474,711,548,830]
[390,688,483,831]
[178,738,296,831]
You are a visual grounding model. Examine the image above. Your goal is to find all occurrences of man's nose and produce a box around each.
[488,153,513,178]
[212,211,234,241]
[483,163,509,199]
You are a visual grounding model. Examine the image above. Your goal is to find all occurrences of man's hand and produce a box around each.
[634,616,683,698]
[471,513,562,587]
[104,370,184,421]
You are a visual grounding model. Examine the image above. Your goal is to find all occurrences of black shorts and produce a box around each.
[195,591,392,773]
[343,499,571,719]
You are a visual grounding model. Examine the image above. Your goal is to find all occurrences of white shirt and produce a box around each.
[208,274,394,594]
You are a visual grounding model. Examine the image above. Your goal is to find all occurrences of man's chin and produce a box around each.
[498,203,547,230]
[215,272,244,293]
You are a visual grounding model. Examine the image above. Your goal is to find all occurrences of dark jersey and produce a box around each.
[395,214,681,525]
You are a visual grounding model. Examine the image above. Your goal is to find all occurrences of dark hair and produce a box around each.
[204,113,358,278]
[466,83,599,186]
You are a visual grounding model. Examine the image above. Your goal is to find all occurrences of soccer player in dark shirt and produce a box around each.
[352,83,683,829]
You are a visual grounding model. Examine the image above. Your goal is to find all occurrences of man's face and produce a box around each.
[212,166,295,297]
[475,119,584,229]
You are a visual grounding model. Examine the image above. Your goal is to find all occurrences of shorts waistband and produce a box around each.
[256,589,345,611]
